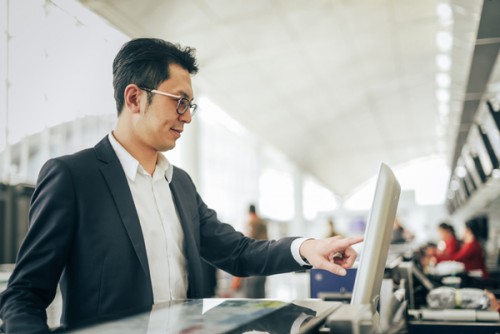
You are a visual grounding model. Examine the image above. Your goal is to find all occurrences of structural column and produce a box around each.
[1,0,10,183]
[291,167,305,236]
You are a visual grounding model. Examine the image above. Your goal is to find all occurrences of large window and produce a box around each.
[303,175,338,221]
[0,0,127,182]
[345,156,450,210]
[259,167,295,222]
[198,97,261,231]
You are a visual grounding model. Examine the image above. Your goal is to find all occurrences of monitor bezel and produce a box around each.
[350,163,401,309]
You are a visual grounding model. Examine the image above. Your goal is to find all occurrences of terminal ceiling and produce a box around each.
[80,0,494,198]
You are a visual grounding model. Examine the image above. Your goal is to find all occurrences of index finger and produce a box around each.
[328,235,364,253]
[345,235,364,246]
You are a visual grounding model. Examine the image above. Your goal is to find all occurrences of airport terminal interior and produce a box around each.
[1,0,500,333]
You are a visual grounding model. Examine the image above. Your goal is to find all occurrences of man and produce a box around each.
[0,38,362,333]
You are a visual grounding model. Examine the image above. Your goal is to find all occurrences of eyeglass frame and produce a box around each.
[139,86,197,116]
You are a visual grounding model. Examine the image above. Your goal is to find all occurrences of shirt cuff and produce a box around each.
[291,237,314,267]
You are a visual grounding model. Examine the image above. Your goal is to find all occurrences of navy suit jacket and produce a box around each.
[0,136,304,333]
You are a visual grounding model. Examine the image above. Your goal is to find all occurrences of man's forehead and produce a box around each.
[161,64,194,96]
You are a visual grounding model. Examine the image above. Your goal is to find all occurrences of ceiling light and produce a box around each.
[450,179,460,191]
[455,165,466,178]
[436,54,452,71]
[436,31,453,51]
[436,89,450,102]
[436,73,451,88]
[436,3,453,23]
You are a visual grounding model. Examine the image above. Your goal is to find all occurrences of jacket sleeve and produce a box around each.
[0,159,76,334]
[180,178,304,276]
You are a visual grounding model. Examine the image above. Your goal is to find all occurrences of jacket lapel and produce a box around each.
[94,137,152,287]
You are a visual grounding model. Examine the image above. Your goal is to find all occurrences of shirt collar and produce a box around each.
[108,133,174,183]
[157,151,174,183]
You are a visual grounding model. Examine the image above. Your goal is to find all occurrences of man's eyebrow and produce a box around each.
[178,90,194,100]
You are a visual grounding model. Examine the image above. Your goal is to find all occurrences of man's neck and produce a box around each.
[112,130,158,175]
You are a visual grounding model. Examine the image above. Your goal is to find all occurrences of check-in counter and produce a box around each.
[64,299,343,334]
[407,309,500,334]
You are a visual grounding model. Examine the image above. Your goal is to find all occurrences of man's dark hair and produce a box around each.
[249,204,256,214]
[112,38,198,115]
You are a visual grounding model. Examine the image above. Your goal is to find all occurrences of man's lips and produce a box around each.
[170,128,183,138]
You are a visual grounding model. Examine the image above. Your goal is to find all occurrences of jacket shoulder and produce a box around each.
[50,136,112,167]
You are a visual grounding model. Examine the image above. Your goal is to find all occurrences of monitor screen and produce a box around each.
[487,98,500,135]
[457,180,468,204]
[477,102,500,160]
[461,177,471,198]
[470,125,493,177]
[456,157,478,195]
[472,154,487,183]
[351,163,401,307]
[456,162,476,197]
[478,123,500,170]
[462,149,483,187]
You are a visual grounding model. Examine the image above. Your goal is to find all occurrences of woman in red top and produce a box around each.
[450,220,489,278]
[435,222,460,262]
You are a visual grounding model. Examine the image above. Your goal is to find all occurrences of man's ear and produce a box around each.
[123,84,143,114]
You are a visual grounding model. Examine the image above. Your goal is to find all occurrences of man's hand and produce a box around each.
[299,236,364,276]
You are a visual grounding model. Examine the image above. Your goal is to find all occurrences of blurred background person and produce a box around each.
[247,204,269,241]
[391,217,413,244]
[435,222,460,262]
[326,217,340,238]
[416,242,438,273]
[447,220,489,279]
[234,204,270,298]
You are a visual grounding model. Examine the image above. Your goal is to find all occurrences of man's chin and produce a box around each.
[158,141,176,152]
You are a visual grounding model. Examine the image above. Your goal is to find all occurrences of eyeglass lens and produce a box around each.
[178,98,196,116]
[178,98,189,113]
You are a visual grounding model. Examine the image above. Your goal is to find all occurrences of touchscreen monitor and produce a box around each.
[351,163,401,308]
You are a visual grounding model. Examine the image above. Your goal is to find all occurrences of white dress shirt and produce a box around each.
[108,133,310,303]
[108,133,187,303]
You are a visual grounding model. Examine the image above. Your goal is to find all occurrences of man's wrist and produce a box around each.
[291,237,314,267]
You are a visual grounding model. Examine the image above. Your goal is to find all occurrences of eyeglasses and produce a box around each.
[139,87,197,117]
